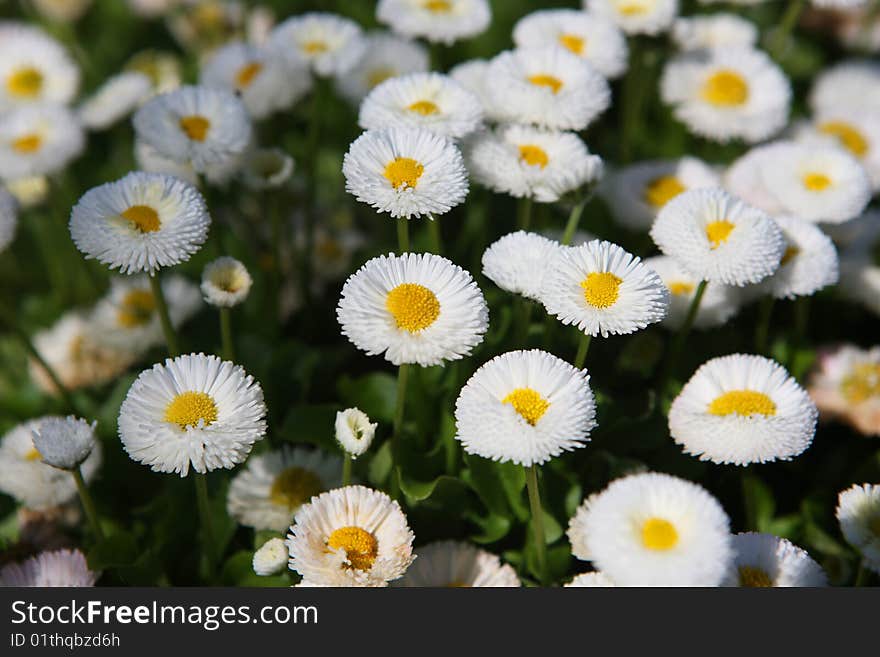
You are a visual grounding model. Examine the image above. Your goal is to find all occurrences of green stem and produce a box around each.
[754,296,775,355]
[854,561,871,587]
[560,199,587,246]
[770,0,806,60]
[149,275,179,357]
[574,332,592,370]
[514,297,534,347]
[426,215,443,254]
[390,363,410,498]
[525,464,547,585]
[517,197,533,231]
[659,280,707,395]
[620,38,646,162]
[194,473,216,578]
[72,466,104,542]
[397,218,410,253]
[219,307,234,362]
[341,454,352,487]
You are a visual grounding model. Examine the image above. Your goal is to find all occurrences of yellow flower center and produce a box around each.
[235,61,263,88]
[738,566,773,587]
[580,272,622,309]
[558,33,585,55]
[423,0,452,12]
[701,70,749,107]
[518,144,549,169]
[211,267,247,293]
[303,40,328,54]
[705,220,734,249]
[327,526,378,571]
[407,100,440,116]
[120,204,161,233]
[527,74,563,94]
[7,67,43,98]
[502,387,550,425]
[840,363,880,403]
[819,121,868,157]
[707,390,777,417]
[644,175,685,208]
[803,172,831,192]
[269,466,324,511]
[24,446,42,461]
[179,115,211,142]
[367,67,394,88]
[641,518,678,551]
[780,245,800,266]
[117,289,156,328]
[383,156,424,190]
[11,133,42,153]
[385,283,440,332]
[163,391,219,429]
[668,281,694,296]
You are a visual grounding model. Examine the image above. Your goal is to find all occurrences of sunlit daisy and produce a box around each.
[253,538,288,576]
[584,0,678,36]
[342,127,469,219]
[0,187,17,253]
[200,40,311,120]
[269,12,365,77]
[133,85,252,172]
[359,73,483,140]
[644,255,738,330]
[0,417,102,510]
[660,48,790,143]
[239,147,294,190]
[808,344,880,437]
[227,446,341,532]
[809,60,880,116]
[201,256,252,308]
[337,252,488,366]
[757,216,838,300]
[797,109,880,191]
[482,231,564,301]
[513,10,628,79]
[567,471,733,586]
[118,353,268,476]
[455,349,596,466]
[837,484,880,574]
[722,532,828,587]
[336,32,429,105]
[31,415,96,471]
[464,124,603,203]
[287,485,415,587]
[601,157,720,231]
[672,13,758,51]
[77,71,152,131]
[486,46,611,131]
[540,240,669,338]
[0,104,85,179]
[0,549,97,587]
[395,541,521,587]
[650,188,785,286]
[0,25,79,110]
[70,171,210,275]
[722,142,788,216]
[376,0,492,45]
[335,408,378,458]
[669,354,818,465]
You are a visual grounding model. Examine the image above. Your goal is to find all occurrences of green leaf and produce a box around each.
[277,403,339,449]
[464,511,511,544]
[398,469,460,503]
[337,372,397,423]
[87,532,138,570]
[368,440,392,487]
[462,453,510,517]
[742,474,775,532]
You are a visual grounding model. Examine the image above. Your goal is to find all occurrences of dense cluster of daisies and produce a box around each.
[1,0,880,588]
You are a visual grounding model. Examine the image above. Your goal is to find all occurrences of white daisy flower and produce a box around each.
[512,9,629,79]
[540,240,669,338]
[335,408,378,458]
[601,157,720,231]
[836,483,880,574]
[133,85,252,173]
[808,344,880,437]
[336,32,429,105]
[337,252,488,367]
[454,349,597,466]
[660,48,791,143]
[269,12,365,77]
[227,446,341,532]
[253,538,289,576]
[722,532,827,587]
[810,0,867,8]
[0,187,17,253]
[482,231,564,301]
[69,171,211,275]
[0,104,84,179]
[759,141,870,224]
[565,571,617,587]
[77,72,152,131]
[5,174,48,209]
[125,49,182,96]
[0,549,96,587]
[118,353,268,476]
[757,216,838,300]
[672,13,758,52]
[486,46,611,131]
[134,138,197,186]
[584,0,679,36]
[201,256,252,308]
[342,127,469,219]
[722,142,789,216]
[286,485,415,587]
[448,59,502,122]
[200,40,311,120]
[359,73,483,140]
[650,188,785,286]
[0,25,79,110]
[669,354,818,466]
[376,0,491,45]
[809,60,880,116]
[797,110,880,190]
[0,417,102,510]
[239,147,294,190]
[644,255,738,330]
[30,416,96,471]
[566,472,733,586]
[395,541,521,587]
[464,124,603,203]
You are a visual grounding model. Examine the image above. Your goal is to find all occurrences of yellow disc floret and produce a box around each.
[668,281,695,296]
[327,526,379,571]
[235,61,263,88]
[383,156,425,190]
[819,121,868,158]
[269,467,324,511]
[580,272,622,309]
[385,283,441,332]
[11,133,42,153]
[179,115,211,142]
[707,390,777,417]
[7,67,43,98]
[502,387,550,426]
[641,517,679,551]
[518,144,549,169]
[163,391,219,429]
[407,100,440,116]
[527,74,563,94]
[840,363,880,403]
[558,34,585,55]
[120,205,161,233]
[738,566,773,587]
[803,172,831,192]
[701,70,749,107]
[644,175,685,208]
[117,289,156,328]
[705,220,734,249]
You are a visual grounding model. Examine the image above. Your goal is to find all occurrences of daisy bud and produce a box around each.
[335,408,377,458]
[31,416,97,471]
[201,257,253,308]
[252,538,288,576]
[240,148,294,190]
